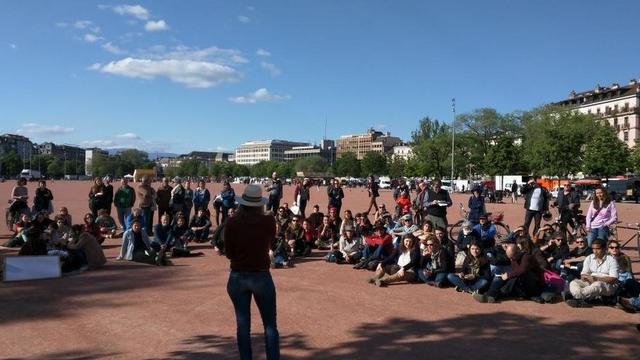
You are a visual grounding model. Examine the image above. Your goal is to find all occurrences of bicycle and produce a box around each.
[547,209,587,243]
[610,222,640,258]
[448,203,510,241]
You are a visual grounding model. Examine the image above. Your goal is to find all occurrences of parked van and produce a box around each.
[19,169,41,181]
[379,176,392,189]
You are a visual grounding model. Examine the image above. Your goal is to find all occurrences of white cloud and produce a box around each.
[84,33,103,43]
[116,132,140,139]
[87,63,103,71]
[16,123,75,135]
[81,136,172,152]
[93,57,240,88]
[260,61,281,76]
[145,20,169,32]
[112,5,150,20]
[102,42,125,54]
[238,16,251,23]
[256,48,271,57]
[229,88,291,104]
[136,45,248,65]
[73,20,93,29]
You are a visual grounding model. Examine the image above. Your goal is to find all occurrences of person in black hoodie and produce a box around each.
[417,235,454,287]
[33,180,53,214]
[368,234,420,287]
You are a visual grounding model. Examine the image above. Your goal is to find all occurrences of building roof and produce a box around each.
[557,80,640,106]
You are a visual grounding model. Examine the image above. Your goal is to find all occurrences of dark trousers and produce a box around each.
[227,271,280,360]
[266,197,280,213]
[141,207,154,236]
[524,210,542,237]
[366,196,379,214]
[298,199,307,219]
[559,209,575,240]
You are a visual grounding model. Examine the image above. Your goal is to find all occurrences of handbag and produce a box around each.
[543,269,564,293]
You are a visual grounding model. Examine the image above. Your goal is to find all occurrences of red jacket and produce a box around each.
[365,234,393,254]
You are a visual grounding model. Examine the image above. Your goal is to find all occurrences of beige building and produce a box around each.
[392,145,413,160]
[336,128,402,159]
[235,139,309,166]
[557,79,640,147]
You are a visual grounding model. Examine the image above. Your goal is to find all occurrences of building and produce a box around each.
[556,79,640,147]
[85,148,109,176]
[38,142,86,163]
[235,140,309,166]
[284,140,336,164]
[336,128,403,159]
[0,134,33,161]
[392,145,413,160]
[156,151,233,170]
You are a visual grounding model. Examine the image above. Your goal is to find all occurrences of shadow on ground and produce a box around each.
[160,312,640,360]
[5,350,120,360]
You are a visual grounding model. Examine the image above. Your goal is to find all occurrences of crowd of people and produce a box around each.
[3,174,639,313]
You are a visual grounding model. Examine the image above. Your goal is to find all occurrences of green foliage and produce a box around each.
[294,156,329,175]
[0,150,23,177]
[484,135,521,176]
[388,156,407,178]
[521,106,597,176]
[251,161,281,178]
[582,124,630,178]
[31,154,55,177]
[630,146,640,174]
[412,131,452,178]
[90,152,114,177]
[47,159,64,178]
[334,152,361,177]
[410,117,450,144]
[177,158,201,177]
[361,151,388,176]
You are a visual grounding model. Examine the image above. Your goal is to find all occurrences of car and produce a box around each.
[379,176,392,189]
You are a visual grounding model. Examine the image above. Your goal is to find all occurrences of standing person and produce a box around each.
[521,177,549,238]
[114,178,136,231]
[33,180,53,215]
[219,180,236,223]
[183,180,194,219]
[365,175,380,215]
[413,180,429,226]
[425,179,453,231]
[265,172,283,213]
[156,177,173,223]
[467,187,486,225]
[137,176,156,236]
[170,177,186,217]
[88,177,106,218]
[585,186,617,247]
[9,178,29,220]
[294,178,311,218]
[327,178,345,216]
[393,179,411,220]
[224,185,280,360]
[193,180,211,214]
[103,176,114,216]
[552,185,576,240]
[511,180,518,204]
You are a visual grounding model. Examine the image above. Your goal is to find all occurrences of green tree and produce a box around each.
[521,106,597,176]
[90,152,115,177]
[630,146,640,174]
[361,151,388,176]
[178,159,201,177]
[47,159,64,178]
[410,116,450,144]
[484,135,521,176]
[388,156,407,179]
[31,154,55,177]
[582,125,630,179]
[0,150,23,177]
[294,156,329,175]
[412,132,451,178]
[334,152,361,177]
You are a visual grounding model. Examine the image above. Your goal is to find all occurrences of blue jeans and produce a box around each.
[418,270,447,285]
[116,207,131,229]
[227,271,280,360]
[446,273,489,292]
[587,227,609,247]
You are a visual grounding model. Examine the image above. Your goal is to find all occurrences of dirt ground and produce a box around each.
[0,180,639,360]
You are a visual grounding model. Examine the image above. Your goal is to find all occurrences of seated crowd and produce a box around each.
[3,176,639,315]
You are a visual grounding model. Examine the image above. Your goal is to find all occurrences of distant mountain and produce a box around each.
[106,148,178,160]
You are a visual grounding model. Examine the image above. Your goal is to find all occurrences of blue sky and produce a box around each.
[1,1,639,154]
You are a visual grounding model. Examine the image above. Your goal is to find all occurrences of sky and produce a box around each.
[1,0,639,155]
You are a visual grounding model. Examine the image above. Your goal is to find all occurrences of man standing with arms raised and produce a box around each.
[265,172,283,214]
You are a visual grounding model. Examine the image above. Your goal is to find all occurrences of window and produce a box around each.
[587,109,592,114]
[624,102,630,111]
[614,118,618,126]
[596,108,601,114]
[624,131,629,141]
[625,117,629,127]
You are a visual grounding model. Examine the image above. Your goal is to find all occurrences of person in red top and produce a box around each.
[301,219,316,256]
[354,225,393,269]
[224,184,280,360]
[396,192,412,217]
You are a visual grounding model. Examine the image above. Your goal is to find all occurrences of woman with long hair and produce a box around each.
[369,234,420,287]
[224,184,279,360]
[446,241,491,293]
[88,177,106,218]
[585,186,617,247]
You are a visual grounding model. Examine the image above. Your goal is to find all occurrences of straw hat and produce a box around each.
[236,184,268,207]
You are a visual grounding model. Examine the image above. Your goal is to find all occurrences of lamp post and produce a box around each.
[451,98,456,188]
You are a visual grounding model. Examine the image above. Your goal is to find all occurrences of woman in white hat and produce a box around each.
[224,184,280,360]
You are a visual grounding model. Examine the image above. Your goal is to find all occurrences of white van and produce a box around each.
[378,176,392,189]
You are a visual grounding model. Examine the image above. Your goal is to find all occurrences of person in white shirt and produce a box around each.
[565,238,619,308]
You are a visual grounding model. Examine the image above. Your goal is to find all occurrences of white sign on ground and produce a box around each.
[3,256,61,282]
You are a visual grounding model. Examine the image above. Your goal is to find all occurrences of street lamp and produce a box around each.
[451,98,456,187]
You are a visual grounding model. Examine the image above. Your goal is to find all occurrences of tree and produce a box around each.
[334,152,361,177]
[582,125,630,179]
[0,150,23,177]
[410,116,450,144]
[90,152,114,177]
[47,159,64,178]
[412,132,451,178]
[388,156,407,179]
[521,106,597,176]
[178,159,201,177]
[294,156,329,175]
[31,154,55,177]
[361,151,388,176]
[484,135,521,177]
[630,146,640,174]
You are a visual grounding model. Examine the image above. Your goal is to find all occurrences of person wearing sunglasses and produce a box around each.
[565,238,619,308]
[559,236,592,282]
[607,240,633,282]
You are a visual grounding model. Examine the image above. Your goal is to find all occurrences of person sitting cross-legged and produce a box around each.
[564,238,619,308]
[368,234,420,287]
[189,208,212,243]
[117,219,157,265]
[353,224,393,270]
[417,233,454,287]
[473,242,545,303]
[447,241,491,294]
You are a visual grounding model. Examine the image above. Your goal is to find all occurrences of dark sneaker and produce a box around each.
[473,292,487,303]
[531,296,545,304]
[566,299,591,308]
[486,296,497,303]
